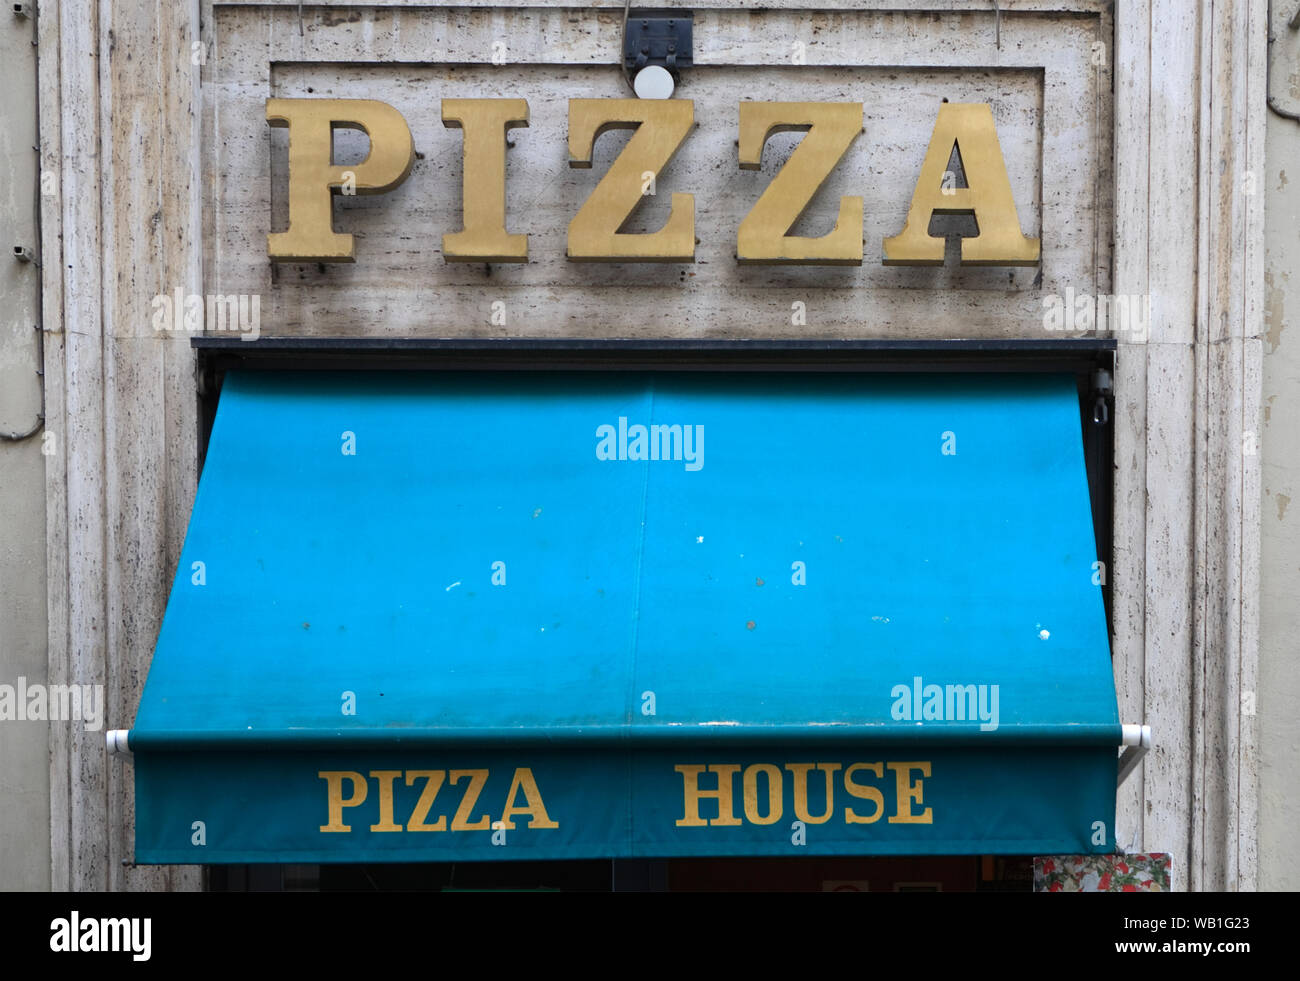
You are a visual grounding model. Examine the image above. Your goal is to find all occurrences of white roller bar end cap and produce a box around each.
[1121,724,1152,748]
[106,729,131,754]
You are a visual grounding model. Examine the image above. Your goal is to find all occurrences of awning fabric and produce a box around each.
[131,369,1120,863]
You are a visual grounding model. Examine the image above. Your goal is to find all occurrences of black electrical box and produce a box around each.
[624,9,694,76]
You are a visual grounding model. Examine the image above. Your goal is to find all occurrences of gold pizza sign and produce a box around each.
[266,98,1038,267]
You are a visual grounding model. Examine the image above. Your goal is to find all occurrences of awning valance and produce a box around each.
[128,369,1120,862]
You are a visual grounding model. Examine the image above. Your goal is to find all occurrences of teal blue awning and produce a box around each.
[130,369,1120,862]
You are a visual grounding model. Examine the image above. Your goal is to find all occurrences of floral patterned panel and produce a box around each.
[1033,854,1171,892]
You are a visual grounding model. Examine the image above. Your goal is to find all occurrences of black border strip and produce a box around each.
[193,336,1117,373]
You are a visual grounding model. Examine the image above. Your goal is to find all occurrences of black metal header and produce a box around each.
[193,336,1116,375]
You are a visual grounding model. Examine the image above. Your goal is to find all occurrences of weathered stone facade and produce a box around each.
[0,0,1272,890]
